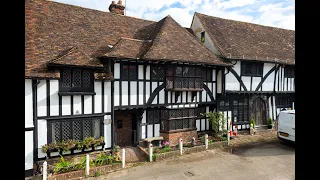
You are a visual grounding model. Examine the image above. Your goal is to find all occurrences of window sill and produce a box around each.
[165,88,203,92]
[160,128,197,134]
[58,92,96,96]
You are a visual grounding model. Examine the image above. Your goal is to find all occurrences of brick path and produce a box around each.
[229,129,278,147]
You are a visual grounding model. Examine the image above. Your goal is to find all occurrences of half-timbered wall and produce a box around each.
[31,79,113,159]
[275,65,295,92]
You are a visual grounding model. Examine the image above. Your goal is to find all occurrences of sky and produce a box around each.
[52,0,295,30]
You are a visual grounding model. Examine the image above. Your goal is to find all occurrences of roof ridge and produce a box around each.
[49,46,76,63]
[45,0,158,24]
[195,12,295,31]
[120,37,152,42]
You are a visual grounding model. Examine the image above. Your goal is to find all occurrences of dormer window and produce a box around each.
[201,31,205,43]
[59,68,95,95]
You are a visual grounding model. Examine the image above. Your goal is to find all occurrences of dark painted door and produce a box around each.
[252,98,267,126]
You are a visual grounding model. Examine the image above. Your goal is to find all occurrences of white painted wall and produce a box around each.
[62,96,71,115]
[104,115,112,149]
[25,131,33,170]
[139,82,144,105]
[25,79,33,128]
[84,95,92,114]
[38,119,47,158]
[73,95,82,114]
[114,63,120,79]
[50,80,59,116]
[241,76,251,91]
[37,80,47,117]
[104,81,112,113]
[151,82,157,104]
[114,81,120,106]
[138,65,144,80]
[226,62,241,91]
[262,63,275,91]
[191,15,221,55]
[141,110,146,139]
[130,82,137,105]
[251,77,261,91]
[94,82,102,113]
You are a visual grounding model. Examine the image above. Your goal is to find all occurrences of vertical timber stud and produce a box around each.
[149,143,153,162]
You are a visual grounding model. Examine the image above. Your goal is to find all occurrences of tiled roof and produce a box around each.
[25,0,230,78]
[195,12,295,65]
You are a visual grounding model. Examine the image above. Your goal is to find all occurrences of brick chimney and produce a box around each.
[109,0,125,15]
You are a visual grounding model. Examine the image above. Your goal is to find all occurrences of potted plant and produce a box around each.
[268,118,273,129]
[42,141,59,153]
[113,145,120,161]
[250,117,256,135]
[82,137,95,151]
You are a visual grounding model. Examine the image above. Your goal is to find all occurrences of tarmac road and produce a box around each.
[88,140,295,180]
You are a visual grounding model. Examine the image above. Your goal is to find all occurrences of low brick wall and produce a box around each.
[154,150,181,162]
[160,130,198,146]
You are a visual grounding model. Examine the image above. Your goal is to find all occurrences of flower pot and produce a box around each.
[268,125,272,129]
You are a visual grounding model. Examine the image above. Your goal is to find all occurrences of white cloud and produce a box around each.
[52,0,295,30]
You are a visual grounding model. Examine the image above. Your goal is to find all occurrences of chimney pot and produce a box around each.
[118,0,122,5]
[112,1,115,4]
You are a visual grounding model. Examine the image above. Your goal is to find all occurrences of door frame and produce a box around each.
[250,95,268,127]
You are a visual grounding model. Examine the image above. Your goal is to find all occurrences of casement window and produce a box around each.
[201,31,205,43]
[151,66,165,81]
[241,62,263,77]
[218,97,230,111]
[159,107,206,132]
[121,64,137,80]
[166,66,203,90]
[59,68,94,94]
[284,66,295,78]
[232,96,249,123]
[276,95,294,108]
[47,116,104,143]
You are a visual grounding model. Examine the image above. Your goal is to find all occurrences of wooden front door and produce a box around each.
[252,98,267,126]
[114,111,133,147]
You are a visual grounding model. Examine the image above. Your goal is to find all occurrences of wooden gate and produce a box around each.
[252,97,267,126]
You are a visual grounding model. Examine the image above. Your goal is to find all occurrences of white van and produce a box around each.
[277,110,295,142]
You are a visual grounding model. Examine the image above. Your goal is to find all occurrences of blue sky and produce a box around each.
[52,0,295,30]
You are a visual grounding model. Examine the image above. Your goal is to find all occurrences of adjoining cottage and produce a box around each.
[190,12,295,130]
[25,0,231,176]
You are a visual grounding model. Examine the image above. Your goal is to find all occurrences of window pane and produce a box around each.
[62,68,72,87]
[62,121,72,141]
[52,122,61,142]
[73,120,82,140]
[195,78,201,88]
[158,67,164,80]
[83,120,92,138]
[122,65,129,79]
[148,110,154,124]
[176,67,182,76]
[154,110,160,123]
[183,67,189,76]
[128,65,137,79]
[72,69,82,87]
[151,66,158,80]
[189,78,195,88]
[175,78,182,88]
[189,67,195,76]
[82,70,91,88]
[183,119,189,128]
[182,78,188,88]
[93,119,101,139]
[176,120,183,129]
[176,109,182,117]
[196,68,202,76]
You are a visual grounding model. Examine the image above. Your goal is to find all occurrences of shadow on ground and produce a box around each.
[225,140,295,157]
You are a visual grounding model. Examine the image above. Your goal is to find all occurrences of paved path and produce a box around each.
[88,140,295,180]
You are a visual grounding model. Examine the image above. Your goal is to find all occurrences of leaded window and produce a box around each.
[218,96,230,111]
[166,65,203,90]
[159,108,202,131]
[48,117,103,143]
[232,96,249,122]
[121,64,137,80]
[151,66,165,80]
[60,68,94,93]
[241,62,263,77]
[276,95,294,108]
[284,66,295,78]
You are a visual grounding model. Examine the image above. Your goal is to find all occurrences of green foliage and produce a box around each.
[160,146,172,153]
[268,118,273,126]
[202,112,225,136]
[250,117,256,128]
[53,155,72,174]
[152,154,157,161]
[58,139,77,152]
[94,171,101,177]
[94,152,114,166]
[42,141,59,153]
[82,137,95,149]
[208,139,213,144]
[94,137,104,147]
